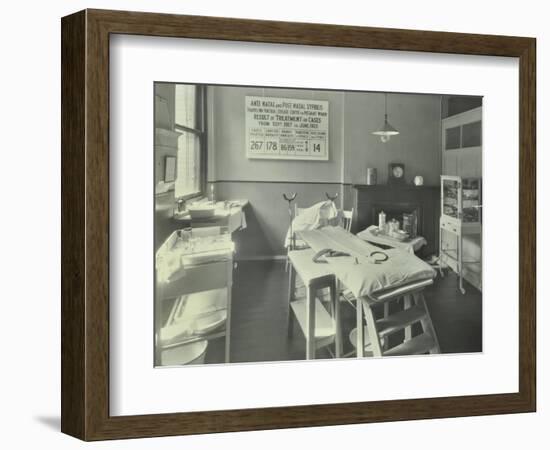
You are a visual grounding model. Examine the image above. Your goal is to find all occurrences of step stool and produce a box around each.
[355,279,441,357]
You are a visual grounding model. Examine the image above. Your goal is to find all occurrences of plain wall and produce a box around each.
[208,85,442,257]
[154,84,177,186]
[343,92,442,186]
[155,83,175,128]
[154,83,178,249]
[209,85,344,183]
[442,95,483,118]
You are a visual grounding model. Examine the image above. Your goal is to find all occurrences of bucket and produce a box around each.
[161,339,208,366]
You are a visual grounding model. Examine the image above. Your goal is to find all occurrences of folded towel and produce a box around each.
[160,288,228,344]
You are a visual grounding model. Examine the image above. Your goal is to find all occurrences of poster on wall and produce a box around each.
[245,96,329,160]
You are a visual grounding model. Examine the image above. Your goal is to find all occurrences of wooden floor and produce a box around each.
[203,260,482,364]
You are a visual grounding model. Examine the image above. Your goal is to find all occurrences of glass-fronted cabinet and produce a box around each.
[440,175,482,294]
[442,176,459,219]
[441,176,482,226]
[444,119,482,151]
[441,106,482,179]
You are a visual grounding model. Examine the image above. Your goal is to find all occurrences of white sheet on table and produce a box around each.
[299,227,436,297]
[357,225,427,254]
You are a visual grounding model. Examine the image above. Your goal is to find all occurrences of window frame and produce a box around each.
[173,84,207,201]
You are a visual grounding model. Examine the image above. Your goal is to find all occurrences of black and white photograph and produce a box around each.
[154,83,483,366]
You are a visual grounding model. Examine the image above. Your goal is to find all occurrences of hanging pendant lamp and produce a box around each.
[372,93,399,143]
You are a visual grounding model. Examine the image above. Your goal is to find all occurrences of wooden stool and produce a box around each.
[355,279,441,357]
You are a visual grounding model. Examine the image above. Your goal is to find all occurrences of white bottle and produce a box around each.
[378,211,386,232]
[210,184,216,204]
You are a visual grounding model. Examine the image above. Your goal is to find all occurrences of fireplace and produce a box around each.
[352,184,440,255]
[372,202,421,236]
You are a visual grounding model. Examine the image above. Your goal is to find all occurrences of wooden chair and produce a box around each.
[341,208,354,232]
[292,204,354,243]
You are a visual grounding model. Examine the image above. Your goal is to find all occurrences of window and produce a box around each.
[174,84,206,199]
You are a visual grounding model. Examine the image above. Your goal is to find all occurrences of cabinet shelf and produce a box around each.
[440,175,482,294]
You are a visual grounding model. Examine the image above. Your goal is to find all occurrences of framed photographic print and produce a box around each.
[61,9,536,441]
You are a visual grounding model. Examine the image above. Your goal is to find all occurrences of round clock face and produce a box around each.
[392,166,404,178]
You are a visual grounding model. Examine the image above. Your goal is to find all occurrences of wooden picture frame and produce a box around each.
[61,9,536,441]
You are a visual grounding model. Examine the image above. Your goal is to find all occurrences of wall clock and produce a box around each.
[388,163,406,184]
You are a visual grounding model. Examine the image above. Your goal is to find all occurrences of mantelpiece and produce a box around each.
[352,184,440,256]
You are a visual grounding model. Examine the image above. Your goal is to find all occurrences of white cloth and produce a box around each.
[357,225,427,254]
[160,288,227,345]
[173,200,247,234]
[285,200,341,247]
[156,230,234,283]
[299,226,436,297]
